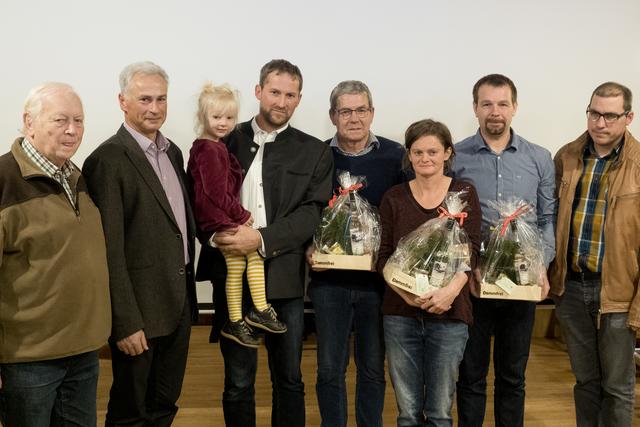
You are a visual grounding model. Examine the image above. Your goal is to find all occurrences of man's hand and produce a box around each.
[305,245,328,272]
[214,225,261,255]
[116,330,148,356]
[540,269,550,300]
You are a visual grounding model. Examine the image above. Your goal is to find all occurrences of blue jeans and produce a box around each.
[220,297,305,427]
[554,278,636,427]
[308,283,386,427]
[384,315,468,427]
[0,351,99,427]
[456,297,536,427]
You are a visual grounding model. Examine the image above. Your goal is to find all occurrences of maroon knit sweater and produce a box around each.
[187,138,251,232]
[376,179,482,325]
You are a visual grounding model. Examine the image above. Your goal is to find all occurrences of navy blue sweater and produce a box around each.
[309,135,409,291]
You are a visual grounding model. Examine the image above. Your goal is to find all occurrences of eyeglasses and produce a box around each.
[335,107,372,120]
[586,108,629,124]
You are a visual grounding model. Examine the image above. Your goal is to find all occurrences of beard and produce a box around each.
[259,105,290,129]
[484,120,507,136]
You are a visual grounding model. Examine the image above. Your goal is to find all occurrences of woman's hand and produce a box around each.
[389,284,423,308]
[417,272,468,314]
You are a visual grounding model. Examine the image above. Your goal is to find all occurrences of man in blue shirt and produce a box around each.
[452,74,556,427]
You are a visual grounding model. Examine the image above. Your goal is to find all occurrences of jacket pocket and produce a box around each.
[603,192,640,302]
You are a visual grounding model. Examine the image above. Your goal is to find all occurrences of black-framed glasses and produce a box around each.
[336,107,371,120]
[586,108,629,124]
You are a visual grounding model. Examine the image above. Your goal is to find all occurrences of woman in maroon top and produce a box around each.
[188,83,286,349]
[377,119,482,426]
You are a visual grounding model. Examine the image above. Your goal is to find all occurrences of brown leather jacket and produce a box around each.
[550,130,640,330]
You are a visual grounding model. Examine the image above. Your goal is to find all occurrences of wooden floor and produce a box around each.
[96,326,640,426]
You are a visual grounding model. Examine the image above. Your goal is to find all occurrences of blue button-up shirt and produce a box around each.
[451,129,556,266]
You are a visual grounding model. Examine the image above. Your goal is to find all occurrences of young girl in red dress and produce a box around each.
[188,83,286,348]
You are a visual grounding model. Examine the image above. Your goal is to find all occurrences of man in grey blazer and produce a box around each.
[83,61,197,426]
[196,59,334,427]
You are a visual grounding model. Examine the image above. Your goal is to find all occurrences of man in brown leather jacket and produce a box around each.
[550,81,638,427]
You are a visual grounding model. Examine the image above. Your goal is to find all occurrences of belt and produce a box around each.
[568,270,601,282]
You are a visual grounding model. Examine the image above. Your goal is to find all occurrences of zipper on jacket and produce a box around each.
[73,192,80,217]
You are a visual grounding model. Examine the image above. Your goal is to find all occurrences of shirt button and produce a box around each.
[258,204,263,208]
[497,156,501,160]
[498,174,502,178]
[498,193,502,197]
[259,183,263,187]
[250,147,257,153]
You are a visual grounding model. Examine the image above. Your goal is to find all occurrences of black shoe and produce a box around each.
[221,320,260,348]
[245,305,288,334]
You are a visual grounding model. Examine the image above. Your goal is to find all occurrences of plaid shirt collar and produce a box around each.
[585,135,624,161]
[21,137,74,179]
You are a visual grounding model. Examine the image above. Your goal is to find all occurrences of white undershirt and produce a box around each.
[241,118,288,229]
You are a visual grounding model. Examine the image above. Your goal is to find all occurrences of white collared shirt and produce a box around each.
[241,118,288,229]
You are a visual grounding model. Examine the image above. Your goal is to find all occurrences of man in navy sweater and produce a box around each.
[306,80,407,427]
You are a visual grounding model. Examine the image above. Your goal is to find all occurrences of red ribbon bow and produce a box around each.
[437,206,468,226]
[499,205,530,236]
[328,183,364,208]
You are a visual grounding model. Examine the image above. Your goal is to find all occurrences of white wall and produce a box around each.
[2,0,639,303]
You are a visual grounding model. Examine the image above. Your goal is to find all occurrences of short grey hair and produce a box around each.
[119,61,169,96]
[21,82,81,135]
[329,80,373,112]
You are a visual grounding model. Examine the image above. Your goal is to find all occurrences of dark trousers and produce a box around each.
[220,297,305,427]
[456,297,536,427]
[308,283,386,427]
[105,299,192,427]
[555,278,636,427]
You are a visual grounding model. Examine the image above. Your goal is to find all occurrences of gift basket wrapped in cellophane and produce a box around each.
[311,171,380,270]
[480,199,545,301]
[383,191,471,295]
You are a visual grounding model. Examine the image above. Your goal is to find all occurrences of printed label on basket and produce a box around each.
[311,252,373,270]
[494,274,516,294]
[416,273,441,295]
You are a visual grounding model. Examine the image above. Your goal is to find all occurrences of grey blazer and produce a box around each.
[84,125,197,342]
